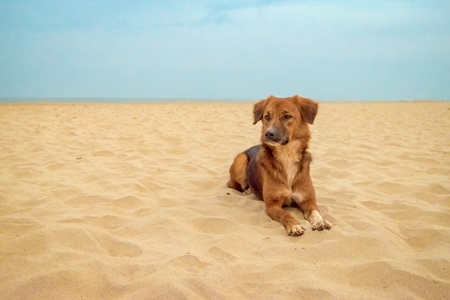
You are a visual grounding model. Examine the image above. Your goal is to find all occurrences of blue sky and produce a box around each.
[1,0,449,100]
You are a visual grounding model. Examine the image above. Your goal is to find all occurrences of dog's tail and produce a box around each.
[227,152,249,192]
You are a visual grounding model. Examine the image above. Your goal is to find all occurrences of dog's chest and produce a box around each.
[276,150,300,187]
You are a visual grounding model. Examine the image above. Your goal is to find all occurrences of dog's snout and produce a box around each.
[265,128,289,145]
[265,130,275,141]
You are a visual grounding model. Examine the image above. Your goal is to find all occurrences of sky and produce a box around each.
[1,0,449,101]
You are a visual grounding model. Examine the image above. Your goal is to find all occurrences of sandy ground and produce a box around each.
[0,101,449,299]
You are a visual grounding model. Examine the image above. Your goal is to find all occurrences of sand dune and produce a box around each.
[0,101,449,299]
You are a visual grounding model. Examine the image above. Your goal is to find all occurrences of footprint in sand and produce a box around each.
[374,181,410,194]
[113,196,144,209]
[206,247,237,263]
[94,231,143,257]
[65,195,110,207]
[190,217,240,234]
[168,254,210,270]
[399,224,450,251]
[88,215,125,230]
[92,150,115,157]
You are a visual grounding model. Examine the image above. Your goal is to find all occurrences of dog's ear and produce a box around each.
[293,95,318,124]
[253,98,268,124]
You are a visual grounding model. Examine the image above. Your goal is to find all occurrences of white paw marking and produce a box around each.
[288,224,305,236]
[309,210,332,231]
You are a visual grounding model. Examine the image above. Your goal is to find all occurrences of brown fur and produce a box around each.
[227,95,332,236]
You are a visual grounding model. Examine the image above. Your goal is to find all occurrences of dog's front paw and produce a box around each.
[309,210,332,231]
[288,224,305,236]
[312,219,332,231]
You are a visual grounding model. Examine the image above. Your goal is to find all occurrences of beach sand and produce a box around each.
[0,101,449,299]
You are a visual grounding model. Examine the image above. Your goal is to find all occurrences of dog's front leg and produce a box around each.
[264,190,304,236]
[298,198,332,231]
[294,159,332,231]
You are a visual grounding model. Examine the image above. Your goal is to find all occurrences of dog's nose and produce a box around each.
[265,130,275,141]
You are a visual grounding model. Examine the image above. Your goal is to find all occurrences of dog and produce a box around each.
[227,95,332,236]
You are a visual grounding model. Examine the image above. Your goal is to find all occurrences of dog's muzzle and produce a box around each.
[265,129,289,145]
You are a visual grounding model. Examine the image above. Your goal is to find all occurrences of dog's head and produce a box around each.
[253,95,318,147]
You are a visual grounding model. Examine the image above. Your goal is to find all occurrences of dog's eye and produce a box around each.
[264,115,271,121]
[283,114,292,120]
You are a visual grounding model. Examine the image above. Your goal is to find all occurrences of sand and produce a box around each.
[0,101,449,299]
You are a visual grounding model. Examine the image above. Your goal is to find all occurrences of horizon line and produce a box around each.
[0,97,448,103]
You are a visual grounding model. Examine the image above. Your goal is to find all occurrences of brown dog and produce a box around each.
[227,95,332,236]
